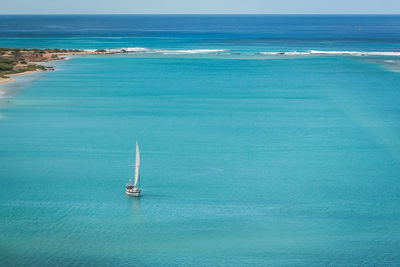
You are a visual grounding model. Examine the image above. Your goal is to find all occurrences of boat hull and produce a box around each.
[126,190,141,197]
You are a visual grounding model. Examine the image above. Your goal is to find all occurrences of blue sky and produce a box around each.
[2,0,400,14]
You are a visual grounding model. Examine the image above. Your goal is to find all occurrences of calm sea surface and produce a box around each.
[1,15,400,266]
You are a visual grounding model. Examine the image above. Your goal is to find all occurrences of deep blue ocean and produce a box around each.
[1,15,400,266]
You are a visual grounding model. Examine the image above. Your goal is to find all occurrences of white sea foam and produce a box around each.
[129,48,226,54]
[104,47,227,54]
[259,50,400,56]
[309,50,369,56]
[309,50,366,56]
[259,51,310,56]
[89,48,400,57]
[121,47,151,53]
[154,49,226,55]
[362,52,400,56]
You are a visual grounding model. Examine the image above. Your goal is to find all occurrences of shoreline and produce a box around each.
[0,48,121,86]
[0,70,46,103]
[0,70,44,85]
[0,77,15,85]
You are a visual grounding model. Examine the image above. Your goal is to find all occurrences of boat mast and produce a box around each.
[133,141,140,187]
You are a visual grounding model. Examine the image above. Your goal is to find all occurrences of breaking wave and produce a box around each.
[259,50,400,56]
[85,48,400,57]
[104,47,227,55]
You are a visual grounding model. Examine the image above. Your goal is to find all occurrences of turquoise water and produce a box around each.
[2,15,400,266]
[1,54,400,265]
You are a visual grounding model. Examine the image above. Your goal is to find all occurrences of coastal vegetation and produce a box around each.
[0,48,69,79]
[0,47,116,83]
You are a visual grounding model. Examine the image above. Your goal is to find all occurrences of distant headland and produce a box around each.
[0,48,120,85]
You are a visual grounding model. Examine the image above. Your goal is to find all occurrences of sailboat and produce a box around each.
[125,141,141,197]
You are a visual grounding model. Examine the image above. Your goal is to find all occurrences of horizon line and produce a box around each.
[1,13,400,16]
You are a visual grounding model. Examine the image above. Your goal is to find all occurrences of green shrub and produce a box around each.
[0,57,15,65]
[0,63,13,71]
[11,49,21,57]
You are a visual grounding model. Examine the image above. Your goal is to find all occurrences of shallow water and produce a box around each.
[1,15,400,266]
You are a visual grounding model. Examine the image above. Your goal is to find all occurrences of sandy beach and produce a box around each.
[0,70,45,85]
[0,77,14,85]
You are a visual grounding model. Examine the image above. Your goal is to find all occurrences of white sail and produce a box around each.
[134,141,140,187]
